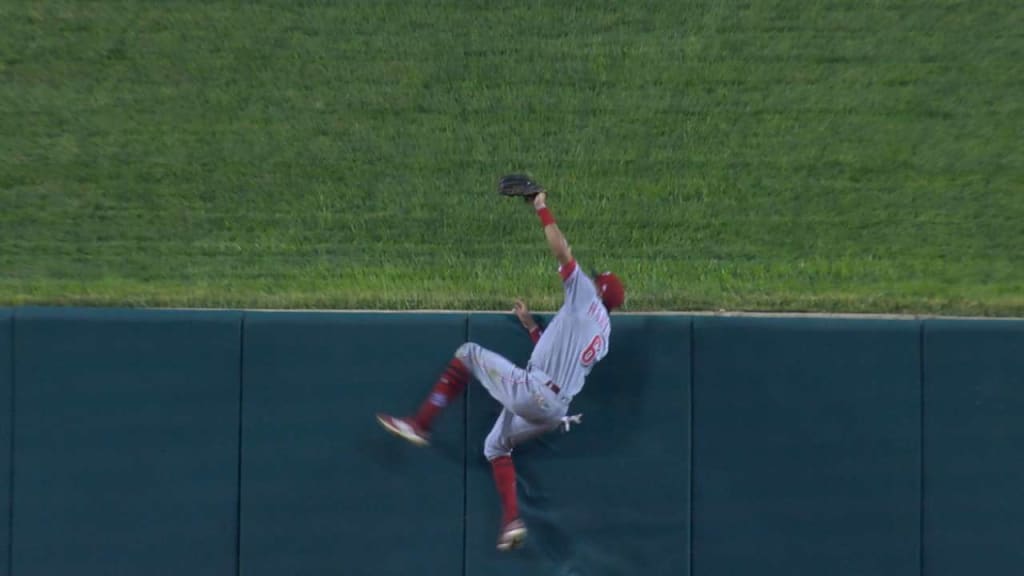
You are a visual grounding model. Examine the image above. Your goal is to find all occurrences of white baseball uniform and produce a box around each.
[456,260,612,460]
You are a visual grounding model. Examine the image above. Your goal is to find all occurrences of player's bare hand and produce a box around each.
[513,299,537,330]
[532,192,547,209]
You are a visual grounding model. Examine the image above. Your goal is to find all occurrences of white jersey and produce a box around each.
[528,260,611,399]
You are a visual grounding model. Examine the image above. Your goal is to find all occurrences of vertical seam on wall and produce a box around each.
[921,319,929,576]
[7,314,15,576]
[462,313,469,576]
[235,314,246,576]
[688,318,695,576]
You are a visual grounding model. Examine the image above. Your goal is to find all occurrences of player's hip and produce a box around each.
[525,363,573,405]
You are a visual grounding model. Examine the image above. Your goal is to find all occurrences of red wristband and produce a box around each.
[537,206,555,227]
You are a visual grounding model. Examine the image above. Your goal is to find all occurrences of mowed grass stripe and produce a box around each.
[1,1,1021,314]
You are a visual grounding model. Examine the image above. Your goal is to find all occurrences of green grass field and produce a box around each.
[1,1,1021,315]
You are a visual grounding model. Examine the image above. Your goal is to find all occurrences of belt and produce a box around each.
[527,362,561,395]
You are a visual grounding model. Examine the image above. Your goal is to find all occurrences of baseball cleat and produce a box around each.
[496,518,527,551]
[376,413,430,447]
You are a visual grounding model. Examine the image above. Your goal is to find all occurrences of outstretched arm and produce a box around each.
[532,192,573,267]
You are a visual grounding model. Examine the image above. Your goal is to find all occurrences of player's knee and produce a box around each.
[484,429,512,461]
[484,444,511,461]
[455,342,479,364]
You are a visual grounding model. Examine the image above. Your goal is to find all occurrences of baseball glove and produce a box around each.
[497,174,545,202]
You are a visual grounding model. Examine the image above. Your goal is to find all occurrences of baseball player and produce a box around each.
[376,191,625,551]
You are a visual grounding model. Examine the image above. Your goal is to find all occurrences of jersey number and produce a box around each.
[580,335,604,367]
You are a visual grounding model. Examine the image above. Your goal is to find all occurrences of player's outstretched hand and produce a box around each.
[532,192,547,209]
[513,299,538,332]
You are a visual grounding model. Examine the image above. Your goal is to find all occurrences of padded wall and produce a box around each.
[923,320,1024,576]
[11,308,242,576]
[465,314,691,576]
[0,310,10,576]
[692,317,921,576]
[239,312,467,576]
[5,307,1024,576]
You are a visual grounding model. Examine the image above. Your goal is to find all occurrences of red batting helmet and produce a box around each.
[595,272,625,310]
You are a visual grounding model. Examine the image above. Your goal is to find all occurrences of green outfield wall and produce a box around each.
[0,308,1020,576]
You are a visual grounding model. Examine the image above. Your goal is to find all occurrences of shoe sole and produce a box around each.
[497,526,527,551]
[376,415,429,447]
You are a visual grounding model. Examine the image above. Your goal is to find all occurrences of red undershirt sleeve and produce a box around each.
[559,259,578,282]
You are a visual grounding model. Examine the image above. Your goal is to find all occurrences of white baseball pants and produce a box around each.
[455,342,569,460]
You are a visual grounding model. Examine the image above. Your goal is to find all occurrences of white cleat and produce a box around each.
[376,413,430,447]
[496,519,527,551]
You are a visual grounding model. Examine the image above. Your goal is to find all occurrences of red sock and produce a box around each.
[413,358,469,430]
[490,455,519,525]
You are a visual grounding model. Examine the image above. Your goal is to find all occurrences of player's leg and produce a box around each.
[456,342,572,423]
[377,342,517,446]
[414,341,522,425]
[452,341,524,407]
[376,346,472,446]
[484,409,562,551]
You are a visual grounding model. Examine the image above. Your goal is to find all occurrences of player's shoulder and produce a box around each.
[584,298,612,332]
